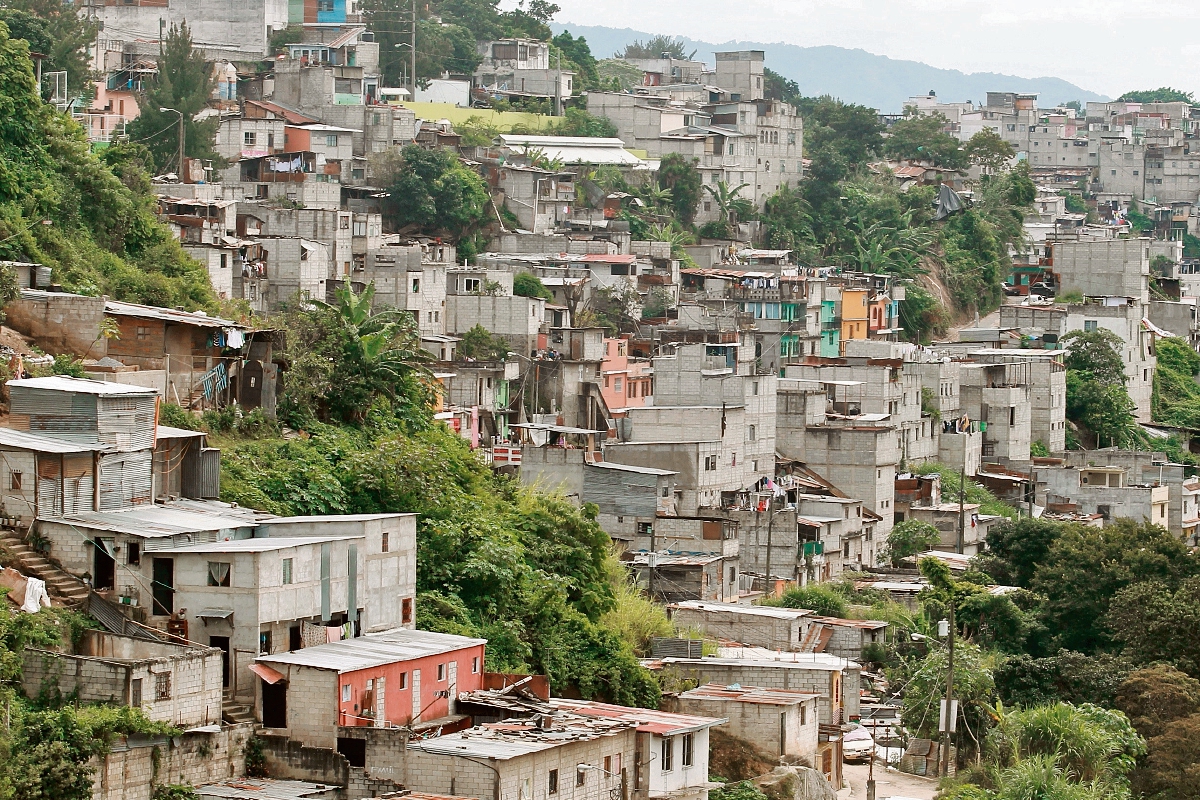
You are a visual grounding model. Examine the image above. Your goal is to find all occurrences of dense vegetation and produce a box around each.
[0,22,215,309]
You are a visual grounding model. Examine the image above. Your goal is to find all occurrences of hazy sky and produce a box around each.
[528,0,1200,97]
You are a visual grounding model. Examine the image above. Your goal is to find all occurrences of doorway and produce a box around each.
[92,538,115,590]
[261,679,287,728]
[152,557,174,615]
[210,636,231,688]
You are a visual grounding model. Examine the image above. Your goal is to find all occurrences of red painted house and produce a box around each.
[253,628,487,748]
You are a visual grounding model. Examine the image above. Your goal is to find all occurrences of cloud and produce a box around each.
[542,0,1200,97]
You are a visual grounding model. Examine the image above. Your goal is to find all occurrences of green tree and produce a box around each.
[456,324,510,361]
[995,651,1133,709]
[551,31,598,90]
[796,95,884,166]
[1,0,99,98]
[964,128,1016,174]
[657,153,702,226]
[899,638,996,749]
[770,583,848,617]
[378,145,490,244]
[513,272,552,299]
[618,35,695,60]
[763,67,800,107]
[759,185,814,252]
[1030,519,1200,654]
[1062,329,1127,384]
[125,22,219,173]
[1108,578,1200,677]
[880,519,940,567]
[883,113,968,170]
[1118,87,1194,103]
[1114,665,1200,739]
[701,180,753,238]
[898,284,949,343]
[552,107,616,138]
[278,283,433,425]
[974,517,1066,589]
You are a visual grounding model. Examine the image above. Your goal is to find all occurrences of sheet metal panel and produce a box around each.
[98,450,153,510]
[582,464,659,517]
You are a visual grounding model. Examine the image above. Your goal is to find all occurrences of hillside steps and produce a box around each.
[223,700,256,726]
[0,529,90,608]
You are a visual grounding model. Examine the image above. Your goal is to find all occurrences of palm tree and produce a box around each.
[704,180,752,228]
[323,283,432,385]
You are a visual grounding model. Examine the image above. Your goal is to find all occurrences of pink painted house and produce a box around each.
[601,336,653,413]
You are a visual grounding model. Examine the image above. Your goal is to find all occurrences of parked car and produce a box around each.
[842,725,874,762]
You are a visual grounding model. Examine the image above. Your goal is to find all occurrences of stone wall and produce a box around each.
[92,725,253,800]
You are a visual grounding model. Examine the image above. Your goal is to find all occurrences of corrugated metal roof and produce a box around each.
[47,502,267,538]
[497,135,644,166]
[669,601,812,620]
[585,461,677,476]
[0,427,108,453]
[407,715,634,760]
[8,377,158,396]
[806,616,889,630]
[103,300,245,330]
[550,699,725,734]
[154,535,361,554]
[156,425,206,440]
[679,683,820,705]
[256,628,486,672]
[198,779,337,800]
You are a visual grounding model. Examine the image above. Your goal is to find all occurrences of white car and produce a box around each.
[842,726,875,763]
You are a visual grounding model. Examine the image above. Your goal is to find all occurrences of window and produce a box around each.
[382,532,389,553]
[131,678,143,706]
[127,541,140,566]
[682,733,694,767]
[437,663,446,681]
[577,768,586,787]
[244,131,256,146]
[747,425,756,441]
[548,770,558,795]
[800,704,806,726]
[207,562,231,587]
[661,737,674,771]
[342,684,351,702]
[397,671,407,689]
[154,672,171,701]
[9,471,20,491]
[260,630,272,653]
[402,597,413,624]
[136,326,150,341]
[704,455,718,471]
[282,558,293,585]
[411,278,420,294]
[326,134,338,147]
[472,656,480,673]
[1084,320,1098,333]
[221,253,228,269]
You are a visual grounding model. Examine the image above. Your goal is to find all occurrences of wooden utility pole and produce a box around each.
[941,596,956,776]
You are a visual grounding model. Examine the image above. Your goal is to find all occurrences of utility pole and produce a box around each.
[940,596,956,777]
[159,107,184,177]
[647,521,657,601]
[554,49,562,117]
[763,498,774,599]
[410,0,417,103]
[956,458,965,554]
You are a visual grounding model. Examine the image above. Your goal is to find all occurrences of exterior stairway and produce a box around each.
[0,528,91,608]
[223,698,257,725]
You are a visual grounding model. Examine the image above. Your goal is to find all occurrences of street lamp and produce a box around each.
[159,107,185,177]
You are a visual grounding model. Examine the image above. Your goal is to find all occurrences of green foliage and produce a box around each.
[1059,191,1088,215]
[552,107,616,138]
[1062,329,1127,384]
[1061,329,1139,448]
[513,272,552,299]
[599,567,673,657]
[0,24,215,310]
[1152,336,1200,429]
[124,23,220,173]
[1,0,99,99]
[964,128,1016,174]
[579,284,639,336]
[1029,519,1200,654]
[912,462,1014,519]
[154,785,199,800]
[763,67,800,107]
[276,283,433,426]
[551,32,598,91]
[899,284,949,343]
[898,639,995,746]
[657,154,703,226]
[50,354,86,378]
[378,145,490,243]
[884,113,968,169]
[1114,665,1200,739]
[1117,88,1194,103]
[244,735,267,777]
[457,324,511,361]
[708,782,771,800]
[918,559,1032,654]
[796,96,884,167]
[995,651,1133,710]
[974,517,1066,589]
[986,703,1143,787]
[1108,577,1200,678]
[767,583,848,618]
[157,402,201,431]
[617,35,695,60]
[880,519,940,567]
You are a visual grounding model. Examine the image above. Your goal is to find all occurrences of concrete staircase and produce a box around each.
[0,529,91,608]
[223,699,257,726]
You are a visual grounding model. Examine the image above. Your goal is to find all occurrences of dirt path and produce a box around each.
[842,762,940,800]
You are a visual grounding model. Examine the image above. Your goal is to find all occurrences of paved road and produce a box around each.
[842,761,939,800]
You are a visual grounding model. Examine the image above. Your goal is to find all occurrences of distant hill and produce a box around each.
[552,23,1109,113]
